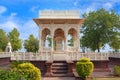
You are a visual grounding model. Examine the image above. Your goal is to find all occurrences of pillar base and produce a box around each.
[66,60,74,76]
[45,72,52,77]
[45,61,53,77]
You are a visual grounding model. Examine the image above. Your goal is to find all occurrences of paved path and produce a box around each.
[91,72,112,77]
[41,71,112,80]
[42,77,76,80]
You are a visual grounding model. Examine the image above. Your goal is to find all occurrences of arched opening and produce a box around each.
[42,28,51,49]
[54,28,65,51]
[68,28,77,51]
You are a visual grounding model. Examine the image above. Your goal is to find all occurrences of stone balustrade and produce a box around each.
[0,52,10,58]
[67,47,77,52]
[0,51,119,61]
[66,52,109,61]
[11,52,52,61]
[109,52,120,58]
[10,51,110,61]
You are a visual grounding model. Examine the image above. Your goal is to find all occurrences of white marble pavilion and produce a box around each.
[34,10,84,52]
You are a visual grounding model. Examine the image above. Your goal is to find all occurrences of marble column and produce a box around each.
[51,29,54,52]
[77,26,80,52]
[51,36,54,51]
[39,27,42,52]
[64,30,68,51]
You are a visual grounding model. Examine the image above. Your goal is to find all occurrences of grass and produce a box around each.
[92,77,120,80]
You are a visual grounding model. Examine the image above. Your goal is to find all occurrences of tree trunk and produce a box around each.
[97,48,100,52]
[97,42,100,52]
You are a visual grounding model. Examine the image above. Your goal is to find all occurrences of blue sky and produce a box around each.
[0,0,120,39]
[0,0,120,52]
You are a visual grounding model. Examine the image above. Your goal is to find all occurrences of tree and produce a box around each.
[68,38,74,46]
[46,35,52,47]
[80,36,88,53]
[8,28,22,51]
[81,8,120,52]
[24,34,39,52]
[0,29,8,52]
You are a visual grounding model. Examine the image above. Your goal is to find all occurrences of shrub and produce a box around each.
[10,61,28,69]
[76,57,94,80]
[0,49,3,52]
[16,62,41,80]
[113,65,120,76]
[0,62,41,80]
[0,69,20,80]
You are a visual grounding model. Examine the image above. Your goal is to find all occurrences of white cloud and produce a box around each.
[10,13,17,17]
[103,2,113,10]
[0,5,7,14]
[80,3,97,14]
[30,6,39,12]
[19,20,38,39]
[0,21,19,30]
[73,1,78,7]
[23,20,36,29]
[0,11,19,32]
[85,7,95,14]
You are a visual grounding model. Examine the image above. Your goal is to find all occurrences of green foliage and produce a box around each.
[109,37,120,52]
[8,28,22,51]
[0,29,8,52]
[46,35,52,47]
[0,49,3,52]
[0,69,20,80]
[24,34,39,52]
[0,62,41,80]
[113,65,120,76]
[76,58,94,79]
[10,61,28,69]
[68,38,74,46]
[81,8,120,52]
[15,62,41,80]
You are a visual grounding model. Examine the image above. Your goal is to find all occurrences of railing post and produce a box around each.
[23,52,25,60]
[88,53,90,59]
[95,53,96,60]
[45,50,47,60]
[101,53,103,60]
[76,52,78,60]
[118,53,120,58]
[71,52,73,60]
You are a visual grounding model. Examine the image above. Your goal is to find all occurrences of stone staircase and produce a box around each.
[51,61,68,76]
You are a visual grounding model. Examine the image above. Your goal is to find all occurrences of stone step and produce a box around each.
[52,70,68,74]
[51,61,68,76]
[52,63,67,65]
[52,66,68,70]
[52,65,67,68]
[51,73,68,77]
[52,63,68,68]
[53,61,67,63]
[94,68,111,72]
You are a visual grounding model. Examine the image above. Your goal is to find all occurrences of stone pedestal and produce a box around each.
[45,61,53,77]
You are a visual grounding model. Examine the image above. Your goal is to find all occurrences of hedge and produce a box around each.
[76,57,94,80]
[114,65,120,76]
[15,62,41,80]
[0,61,41,80]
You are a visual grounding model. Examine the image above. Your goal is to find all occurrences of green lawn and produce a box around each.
[93,78,120,80]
